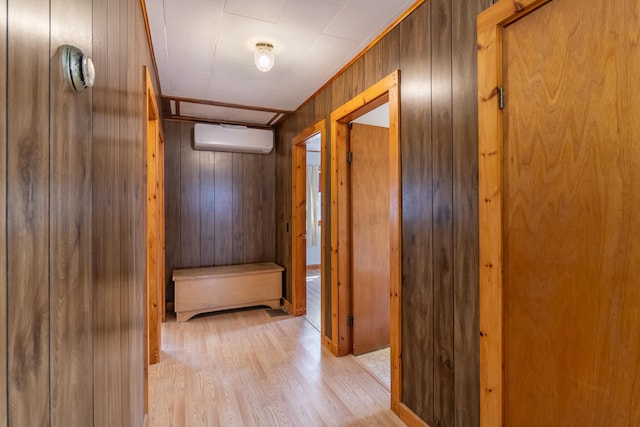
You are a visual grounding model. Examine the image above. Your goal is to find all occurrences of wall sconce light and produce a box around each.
[254,42,275,72]
[61,44,95,92]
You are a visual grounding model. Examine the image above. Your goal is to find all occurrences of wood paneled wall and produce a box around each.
[274,0,490,425]
[0,0,158,425]
[0,0,6,424]
[163,120,276,301]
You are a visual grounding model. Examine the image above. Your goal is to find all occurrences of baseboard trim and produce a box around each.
[394,400,429,427]
[282,298,293,315]
[322,335,336,353]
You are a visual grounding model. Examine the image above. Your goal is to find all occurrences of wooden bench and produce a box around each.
[172,262,284,322]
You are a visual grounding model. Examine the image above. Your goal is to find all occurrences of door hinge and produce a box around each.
[498,87,505,110]
[347,315,354,327]
[347,151,353,164]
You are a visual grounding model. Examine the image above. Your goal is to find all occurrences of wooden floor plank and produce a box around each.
[148,309,405,426]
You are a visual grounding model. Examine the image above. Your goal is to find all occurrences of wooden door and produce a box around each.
[478,0,640,425]
[350,123,390,355]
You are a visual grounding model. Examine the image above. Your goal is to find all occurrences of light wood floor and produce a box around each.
[305,266,391,392]
[305,267,321,332]
[147,308,405,427]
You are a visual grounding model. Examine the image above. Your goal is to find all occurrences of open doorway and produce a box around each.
[349,104,391,390]
[291,120,326,338]
[329,71,402,412]
[304,135,322,332]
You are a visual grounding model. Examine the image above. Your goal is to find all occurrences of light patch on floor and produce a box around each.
[355,346,390,390]
[305,268,321,332]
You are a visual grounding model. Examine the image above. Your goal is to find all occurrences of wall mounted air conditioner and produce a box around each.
[193,123,273,154]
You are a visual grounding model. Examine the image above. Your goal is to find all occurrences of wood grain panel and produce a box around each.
[7,1,50,425]
[364,40,383,88]
[296,103,315,137]
[331,73,348,111]
[97,0,125,423]
[130,5,148,422]
[262,151,276,261]
[109,0,125,422]
[214,152,233,265]
[452,0,488,425]
[398,3,434,423]
[242,155,263,263]
[0,0,6,424]
[119,3,133,422]
[381,27,401,80]
[502,0,640,424]
[274,124,287,299]
[275,122,293,302]
[2,0,155,423]
[94,0,154,421]
[91,0,113,424]
[313,87,329,125]
[349,57,366,101]
[163,120,181,302]
[180,121,200,267]
[200,149,216,266]
[232,153,244,264]
[431,0,454,424]
[49,0,93,424]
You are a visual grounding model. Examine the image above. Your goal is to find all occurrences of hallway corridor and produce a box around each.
[147,308,404,426]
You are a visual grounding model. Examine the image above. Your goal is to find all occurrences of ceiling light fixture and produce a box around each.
[254,42,275,72]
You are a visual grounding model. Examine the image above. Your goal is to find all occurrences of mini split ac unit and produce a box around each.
[193,123,274,154]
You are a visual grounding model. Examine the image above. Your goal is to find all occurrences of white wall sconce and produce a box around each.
[254,42,275,72]
[61,44,95,92]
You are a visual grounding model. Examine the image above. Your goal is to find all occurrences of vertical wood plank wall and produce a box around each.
[400,7,434,421]
[163,120,276,302]
[7,1,50,425]
[0,0,6,424]
[451,0,485,422]
[0,0,158,425]
[50,0,93,425]
[274,0,490,425]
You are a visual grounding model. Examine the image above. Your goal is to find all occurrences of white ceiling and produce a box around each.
[145,0,416,126]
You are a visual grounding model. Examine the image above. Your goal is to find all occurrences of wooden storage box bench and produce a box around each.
[172,262,284,322]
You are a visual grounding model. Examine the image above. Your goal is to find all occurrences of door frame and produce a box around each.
[477,1,552,425]
[144,66,164,412]
[329,70,403,411]
[291,119,326,326]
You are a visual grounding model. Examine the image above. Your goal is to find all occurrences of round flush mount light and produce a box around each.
[61,44,95,92]
[254,42,275,72]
